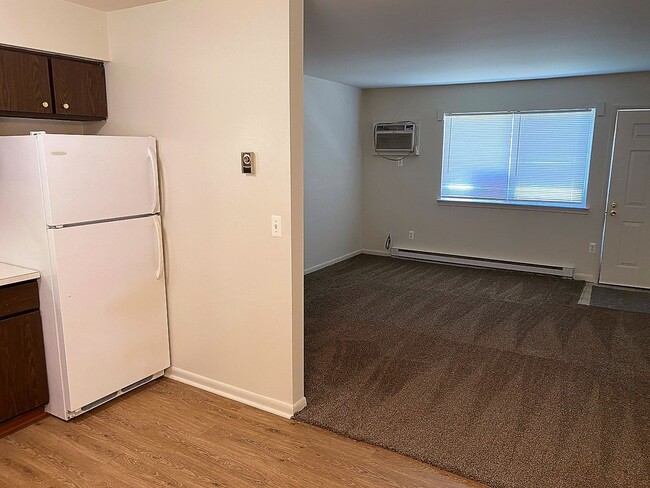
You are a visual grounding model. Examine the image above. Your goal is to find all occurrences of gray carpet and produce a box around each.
[295,255,650,488]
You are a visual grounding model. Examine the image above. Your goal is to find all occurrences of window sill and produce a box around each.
[436,198,590,214]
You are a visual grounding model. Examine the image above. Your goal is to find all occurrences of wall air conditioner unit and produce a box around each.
[374,122,419,155]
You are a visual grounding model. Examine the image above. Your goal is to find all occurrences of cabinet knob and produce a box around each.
[42,101,49,108]
[62,103,70,110]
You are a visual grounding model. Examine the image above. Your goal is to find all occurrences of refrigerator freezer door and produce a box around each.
[48,216,170,412]
[39,134,159,226]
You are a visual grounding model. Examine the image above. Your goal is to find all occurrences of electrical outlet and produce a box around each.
[589,243,597,253]
[272,215,282,237]
[408,230,414,240]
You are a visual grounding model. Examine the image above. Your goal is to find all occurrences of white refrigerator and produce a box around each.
[0,132,170,420]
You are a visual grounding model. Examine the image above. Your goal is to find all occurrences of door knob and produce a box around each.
[42,101,49,108]
[610,210,617,217]
[62,103,70,110]
[611,202,618,208]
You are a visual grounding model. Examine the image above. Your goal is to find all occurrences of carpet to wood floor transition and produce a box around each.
[294,255,650,488]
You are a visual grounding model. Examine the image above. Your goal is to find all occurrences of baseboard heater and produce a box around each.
[390,248,574,278]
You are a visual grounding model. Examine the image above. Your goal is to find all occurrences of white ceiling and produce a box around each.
[305,0,650,88]
[64,0,167,11]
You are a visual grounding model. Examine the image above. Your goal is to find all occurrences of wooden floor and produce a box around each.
[0,379,485,487]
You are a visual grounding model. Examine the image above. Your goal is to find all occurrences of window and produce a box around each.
[440,108,596,208]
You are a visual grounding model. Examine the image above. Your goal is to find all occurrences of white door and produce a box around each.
[600,110,650,289]
[49,215,170,412]
[38,134,159,226]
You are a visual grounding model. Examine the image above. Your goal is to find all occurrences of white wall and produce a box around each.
[91,0,304,416]
[0,0,109,60]
[0,118,86,136]
[362,72,650,281]
[304,75,363,271]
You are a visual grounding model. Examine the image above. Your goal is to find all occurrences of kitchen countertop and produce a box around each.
[0,263,40,287]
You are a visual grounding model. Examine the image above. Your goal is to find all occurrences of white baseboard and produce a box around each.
[573,273,596,282]
[293,396,307,414]
[361,248,390,257]
[304,249,361,275]
[166,367,305,419]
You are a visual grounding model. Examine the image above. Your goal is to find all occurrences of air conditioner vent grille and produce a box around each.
[376,133,414,150]
[376,123,415,132]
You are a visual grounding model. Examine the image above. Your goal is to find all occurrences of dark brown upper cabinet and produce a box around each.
[51,57,107,119]
[0,48,53,116]
[0,46,107,121]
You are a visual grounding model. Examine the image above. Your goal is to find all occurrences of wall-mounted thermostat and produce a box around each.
[241,152,255,174]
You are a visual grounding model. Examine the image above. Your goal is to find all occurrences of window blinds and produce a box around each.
[441,109,596,208]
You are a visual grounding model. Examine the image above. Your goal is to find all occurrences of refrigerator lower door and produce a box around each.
[48,215,170,413]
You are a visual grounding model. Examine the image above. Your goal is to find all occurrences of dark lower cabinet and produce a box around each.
[0,280,49,431]
[0,312,49,422]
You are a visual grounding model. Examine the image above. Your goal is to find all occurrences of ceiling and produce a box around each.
[305,0,650,88]
[64,0,167,11]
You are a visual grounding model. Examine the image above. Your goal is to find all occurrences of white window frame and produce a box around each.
[438,108,597,210]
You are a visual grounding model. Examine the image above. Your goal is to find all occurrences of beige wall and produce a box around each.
[0,117,86,136]
[362,72,650,281]
[90,0,304,415]
[304,75,363,271]
[0,0,109,60]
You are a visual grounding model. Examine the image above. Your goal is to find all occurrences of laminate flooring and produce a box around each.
[0,378,483,487]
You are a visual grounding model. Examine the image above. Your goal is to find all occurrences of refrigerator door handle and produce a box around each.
[153,215,164,280]
[147,146,160,213]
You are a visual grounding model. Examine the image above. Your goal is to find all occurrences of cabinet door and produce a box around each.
[0,312,49,423]
[0,48,53,115]
[51,58,108,119]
